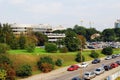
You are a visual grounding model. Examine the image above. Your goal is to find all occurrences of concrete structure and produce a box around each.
[115,19,120,28]
[10,23,65,42]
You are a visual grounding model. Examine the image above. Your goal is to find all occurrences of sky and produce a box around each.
[0,0,120,31]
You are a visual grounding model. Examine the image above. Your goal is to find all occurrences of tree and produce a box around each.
[102,29,116,41]
[64,29,80,51]
[34,32,48,46]
[45,43,57,53]
[102,47,113,55]
[77,35,86,49]
[90,50,99,58]
[18,33,26,49]
[75,52,85,62]
[55,59,63,66]
[86,28,99,41]
[73,25,86,37]
[37,56,54,72]
[0,43,10,54]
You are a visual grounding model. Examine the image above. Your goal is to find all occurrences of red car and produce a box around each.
[110,63,118,68]
[67,65,79,71]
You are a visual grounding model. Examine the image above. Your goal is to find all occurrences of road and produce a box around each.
[20,56,120,80]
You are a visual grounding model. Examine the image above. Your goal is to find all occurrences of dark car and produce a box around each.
[112,54,117,59]
[104,65,112,71]
[92,58,101,64]
[72,77,81,80]
[116,61,120,65]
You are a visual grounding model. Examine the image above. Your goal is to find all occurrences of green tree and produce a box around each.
[34,32,48,46]
[45,43,57,53]
[37,56,54,72]
[90,50,99,58]
[102,29,116,41]
[64,29,80,51]
[73,25,86,37]
[75,52,85,62]
[18,33,26,49]
[102,47,113,55]
[0,43,10,54]
[55,59,63,66]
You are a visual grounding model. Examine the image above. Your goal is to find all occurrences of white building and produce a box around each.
[10,23,65,42]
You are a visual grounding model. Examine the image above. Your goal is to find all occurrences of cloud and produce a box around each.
[9,0,26,4]
[26,2,63,15]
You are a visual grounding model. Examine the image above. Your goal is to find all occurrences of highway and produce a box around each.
[45,56,120,80]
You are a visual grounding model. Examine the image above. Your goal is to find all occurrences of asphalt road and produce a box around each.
[45,56,120,80]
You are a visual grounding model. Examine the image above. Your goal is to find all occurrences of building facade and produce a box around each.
[115,19,120,28]
[10,23,65,42]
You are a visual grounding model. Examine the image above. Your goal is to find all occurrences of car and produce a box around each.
[83,71,96,80]
[92,58,101,64]
[112,54,117,59]
[104,65,112,71]
[105,56,112,60]
[110,63,118,68]
[94,67,105,75]
[116,61,120,65]
[72,77,81,80]
[67,65,79,71]
[77,62,89,68]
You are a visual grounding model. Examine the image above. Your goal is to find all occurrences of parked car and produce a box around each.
[83,71,96,80]
[116,61,120,65]
[92,58,101,64]
[105,56,112,60]
[77,62,89,68]
[104,65,112,71]
[110,63,118,68]
[94,67,105,75]
[67,65,79,71]
[72,77,81,80]
[112,54,117,59]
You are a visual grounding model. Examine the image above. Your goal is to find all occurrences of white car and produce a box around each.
[78,62,89,68]
[94,67,105,75]
[83,71,96,79]
[105,56,112,60]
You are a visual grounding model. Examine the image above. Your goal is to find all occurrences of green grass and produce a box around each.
[7,48,120,75]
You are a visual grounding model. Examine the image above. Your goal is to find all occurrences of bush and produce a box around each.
[102,47,113,55]
[25,43,35,52]
[0,43,10,54]
[45,43,57,53]
[90,50,99,58]
[55,59,63,66]
[75,52,85,62]
[6,67,16,80]
[37,56,54,72]
[59,47,68,53]
[0,69,7,80]
[16,64,32,77]
[40,63,53,73]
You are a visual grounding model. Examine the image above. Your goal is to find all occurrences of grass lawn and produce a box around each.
[8,47,120,75]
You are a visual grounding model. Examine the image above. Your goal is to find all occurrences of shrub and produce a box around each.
[25,43,35,52]
[37,56,54,72]
[102,47,113,55]
[0,43,10,54]
[45,43,57,53]
[75,52,85,62]
[59,47,68,53]
[6,67,16,80]
[55,59,63,66]
[40,63,53,73]
[0,69,7,80]
[90,50,99,58]
[16,64,32,77]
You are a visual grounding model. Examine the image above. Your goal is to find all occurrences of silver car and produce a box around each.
[94,67,105,75]
[83,71,96,80]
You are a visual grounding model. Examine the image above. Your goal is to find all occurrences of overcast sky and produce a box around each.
[0,0,120,31]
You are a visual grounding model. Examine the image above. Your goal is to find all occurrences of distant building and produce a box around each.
[10,23,65,42]
[115,19,120,28]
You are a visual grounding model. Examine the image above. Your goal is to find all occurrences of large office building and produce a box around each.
[10,23,65,42]
[115,19,120,28]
